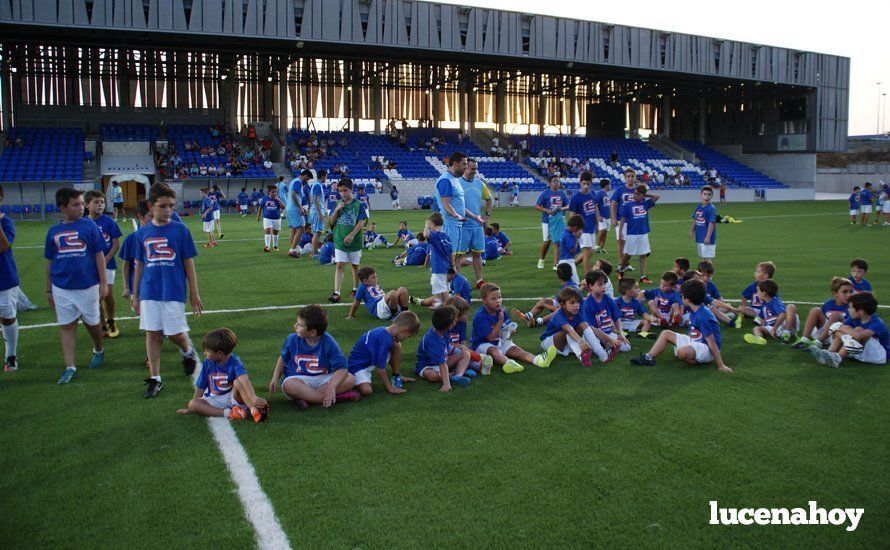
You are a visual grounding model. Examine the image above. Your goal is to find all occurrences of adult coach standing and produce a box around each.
[610,168,638,267]
[286,169,312,257]
[308,169,329,257]
[434,152,469,264]
[457,159,493,289]
[110,181,125,221]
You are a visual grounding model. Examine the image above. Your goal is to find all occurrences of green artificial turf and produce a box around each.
[0,200,887,547]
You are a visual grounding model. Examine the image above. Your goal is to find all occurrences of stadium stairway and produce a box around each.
[272,162,293,181]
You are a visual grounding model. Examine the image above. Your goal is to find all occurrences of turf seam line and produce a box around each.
[17,297,888,330]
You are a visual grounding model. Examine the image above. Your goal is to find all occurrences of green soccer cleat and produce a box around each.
[533,345,558,368]
[744,333,768,345]
[502,360,525,374]
[733,314,743,329]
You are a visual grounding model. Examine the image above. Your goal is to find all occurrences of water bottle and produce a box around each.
[391,375,403,389]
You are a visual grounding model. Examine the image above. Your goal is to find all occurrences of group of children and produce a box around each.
[847,181,889,226]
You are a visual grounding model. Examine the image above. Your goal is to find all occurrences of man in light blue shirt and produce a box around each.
[309,169,329,256]
[457,159,492,288]
[434,152,469,263]
[286,170,312,257]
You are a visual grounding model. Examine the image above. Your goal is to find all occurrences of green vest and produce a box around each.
[333,199,365,252]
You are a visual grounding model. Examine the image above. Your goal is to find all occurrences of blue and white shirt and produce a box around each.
[435,172,466,224]
[280,332,347,377]
[348,327,394,373]
[619,199,655,235]
[692,203,717,245]
[44,219,104,289]
[196,354,248,398]
[354,283,387,316]
[133,221,198,302]
[415,327,449,373]
[0,216,19,291]
[569,191,598,234]
[427,230,453,275]
[91,214,123,270]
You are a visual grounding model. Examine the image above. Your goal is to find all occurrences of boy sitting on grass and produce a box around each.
[631,279,732,373]
[348,311,421,396]
[811,292,888,368]
[444,295,494,375]
[347,266,410,321]
[177,328,269,422]
[512,263,577,328]
[743,279,799,345]
[540,286,607,366]
[415,305,472,391]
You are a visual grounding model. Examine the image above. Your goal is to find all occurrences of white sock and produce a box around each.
[151,374,161,381]
[264,234,271,247]
[566,337,583,359]
[180,340,195,357]
[583,327,608,361]
[272,234,279,247]
[3,321,18,357]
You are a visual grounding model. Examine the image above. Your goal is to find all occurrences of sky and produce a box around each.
[440,0,890,136]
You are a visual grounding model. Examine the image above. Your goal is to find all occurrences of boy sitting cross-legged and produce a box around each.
[631,279,732,373]
[540,286,610,366]
[415,305,472,391]
[471,283,557,373]
[347,266,410,321]
[268,304,361,409]
[177,328,269,422]
[348,311,421,396]
[615,277,655,338]
[581,269,630,362]
[793,277,854,349]
[742,279,799,345]
[444,296,494,375]
[811,292,888,367]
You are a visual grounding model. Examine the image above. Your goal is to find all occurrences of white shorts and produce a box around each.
[263,218,281,231]
[281,373,334,397]
[615,224,628,241]
[852,338,888,365]
[849,209,860,216]
[621,319,642,332]
[0,286,19,319]
[201,392,237,409]
[598,219,612,232]
[624,234,651,256]
[202,221,214,233]
[52,284,101,326]
[213,210,221,220]
[697,243,716,259]
[431,273,448,294]
[375,297,395,320]
[541,334,573,356]
[353,366,374,386]
[476,338,516,356]
[860,205,873,214]
[334,249,362,265]
[103,269,116,286]
[673,333,714,363]
[139,300,190,336]
[239,205,247,212]
[557,259,579,284]
[417,366,441,379]
[768,313,800,338]
[541,223,550,241]
[404,238,419,247]
[579,232,596,249]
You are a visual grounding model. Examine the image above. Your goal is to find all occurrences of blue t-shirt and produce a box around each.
[582,294,621,335]
[309,181,326,215]
[821,299,848,316]
[610,185,637,212]
[44,219,104,290]
[848,193,861,210]
[397,229,415,244]
[541,308,585,340]
[354,283,386,316]
[363,230,379,245]
[299,232,313,247]
[484,237,501,261]
[692,204,718,245]
[741,282,772,315]
[705,280,722,300]
[405,242,428,266]
[758,297,787,329]
[448,320,468,346]
[851,315,889,358]
[252,191,264,203]
[460,177,489,227]
[319,242,335,264]
[415,327,449,372]
[450,273,472,303]
[133,221,198,302]
[644,288,681,317]
[595,189,612,220]
[210,191,222,211]
[860,189,873,204]
[171,211,182,223]
[850,277,872,293]
[237,192,249,206]
[494,231,510,247]
[390,188,399,200]
[427,230,453,275]
[688,306,722,349]
[435,172,466,224]
[617,296,647,321]
[118,231,139,292]
[277,181,289,203]
[0,216,18,291]
[569,191,598,234]
[91,214,123,270]
[196,354,248,398]
[619,199,655,235]
[559,231,578,261]
[470,306,510,349]
[260,196,283,220]
[535,189,568,223]
[280,332,347,377]
[201,197,215,222]
[286,179,303,210]
[348,326,394,373]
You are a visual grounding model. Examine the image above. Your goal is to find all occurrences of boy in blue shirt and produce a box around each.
[363,221,391,250]
[257,185,285,252]
[689,185,717,261]
[348,311,421,396]
[250,187,264,213]
[415,305,472,391]
[490,223,512,255]
[237,187,250,217]
[482,227,501,262]
[631,279,732,372]
[199,188,218,248]
[618,184,659,284]
[512,263,577,328]
[697,260,740,327]
[393,234,428,267]
[45,188,108,384]
[556,215,584,285]
[849,258,872,293]
[539,286,600,366]
[0,185,21,372]
[615,277,654,337]
[594,179,612,253]
[743,279,799,345]
[582,270,630,362]
[177,328,269,422]
[859,182,874,226]
[610,169,639,263]
[811,292,888,367]
[347,267,411,321]
[848,186,861,225]
[644,272,682,327]
[120,200,152,301]
[269,304,360,408]
[85,190,123,339]
[534,175,569,270]
[318,234,336,266]
[568,171,599,274]
[131,184,203,398]
[739,261,776,325]
[794,277,853,349]
[390,185,400,210]
[396,221,418,248]
[449,268,472,303]
[209,184,225,239]
[444,295,493,375]
[424,212,453,306]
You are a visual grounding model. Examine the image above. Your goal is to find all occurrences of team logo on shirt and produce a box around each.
[620,305,635,320]
[100,230,111,245]
[695,211,706,225]
[689,326,703,341]
[294,354,327,375]
[368,285,384,299]
[549,197,564,208]
[208,372,232,395]
[655,296,672,315]
[632,205,647,217]
[593,310,614,333]
[582,200,596,215]
[144,237,176,262]
[761,310,779,328]
[55,230,87,253]
[448,331,461,345]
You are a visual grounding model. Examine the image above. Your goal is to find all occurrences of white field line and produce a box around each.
[19,297,888,331]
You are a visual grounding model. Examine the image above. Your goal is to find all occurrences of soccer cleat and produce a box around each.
[502,360,524,374]
[596,248,608,254]
[219,233,225,239]
[779,332,795,344]
[480,354,494,375]
[464,368,478,379]
[511,308,533,328]
[534,345,558,368]
[536,259,545,269]
[639,276,652,284]
[228,406,249,420]
[409,295,421,306]
[107,321,120,339]
[272,246,279,251]
[264,247,270,253]
[57,367,79,384]
[288,250,300,258]
[251,404,270,423]
[602,346,620,364]
[203,243,214,248]
[624,265,635,272]
[183,349,199,376]
[328,293,342,304]
[475,279,486,290]
[143,377,163,398]
[744,333,768,345]
[809,347,828,365]
[552,265,558,271]
[89,349,105,369]
[386,242,394,248]
[335,390,362,403]
[630,354,656,366]
[580,348,593,367]
[791,337,811,350]
[449,374,472,387]
[733,314,743,329]
[825,351,842,369]
[4,355,18,372]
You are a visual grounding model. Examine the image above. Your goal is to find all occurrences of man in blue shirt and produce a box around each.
[45,188,108,384]
[610,168,638,265]
[690,185,718,261]
[0,185,21,372]
[618,184,660,284]
[457,159,493,288]
[309,169,328,256]
[534,176,569,270]
[434,151,469,265]
[287,170,312,257]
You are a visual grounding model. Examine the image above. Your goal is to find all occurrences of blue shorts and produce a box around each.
[309,211,325,233]
[460,223,485,253]
[286,209,304,228]
[443,222,463,253]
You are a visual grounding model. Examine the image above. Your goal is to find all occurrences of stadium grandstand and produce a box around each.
[0,0,848,216]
